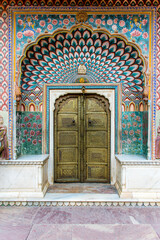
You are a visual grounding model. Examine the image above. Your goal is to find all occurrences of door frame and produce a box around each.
[43,83,122,185]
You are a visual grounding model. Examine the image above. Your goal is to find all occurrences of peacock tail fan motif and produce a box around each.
[20,27,145,107]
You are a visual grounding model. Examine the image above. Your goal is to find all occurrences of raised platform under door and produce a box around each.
[115,155,160,199]
[0,155,49,198]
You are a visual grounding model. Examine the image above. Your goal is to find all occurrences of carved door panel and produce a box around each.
[54,94,110,183]
[54,95,80,182]
[84,95,110,183]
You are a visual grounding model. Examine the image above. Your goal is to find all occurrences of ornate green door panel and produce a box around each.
[54,94,110,183]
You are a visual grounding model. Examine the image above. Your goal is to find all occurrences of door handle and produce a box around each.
[72,119,75,125]
[88,120,92,125]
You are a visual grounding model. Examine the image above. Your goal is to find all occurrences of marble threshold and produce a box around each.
[1,192,160,207]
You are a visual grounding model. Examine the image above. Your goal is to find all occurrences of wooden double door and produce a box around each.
[54,94,111,183]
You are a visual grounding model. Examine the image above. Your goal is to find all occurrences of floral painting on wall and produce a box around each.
[16,14,149,57]
[16,112,42,155]
[122,111,148,155]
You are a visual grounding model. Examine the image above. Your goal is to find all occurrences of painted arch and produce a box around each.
[19,25,147,109]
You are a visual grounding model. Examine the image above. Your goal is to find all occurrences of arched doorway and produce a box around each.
[54,93,111,183]
[16,24,148,184]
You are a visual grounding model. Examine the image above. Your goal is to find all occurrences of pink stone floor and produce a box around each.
[0,206,160,239]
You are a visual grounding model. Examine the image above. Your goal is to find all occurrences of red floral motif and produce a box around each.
[135,116,140,121]
[122,28,128,33]
[22,139,25,143]
[70,18,75,23]
[129,130,134,135]
[47,24,53,30]
[32,139,37,145]
[133,137,137,141]
[124,115,128,119]
[114,18,118,24]
[21,124,25,128]
[107,19,113,25]
[52,19,58,25]
[142,32,148,39]
[33,122,37,128]
[38,124,42,129]
[27,122,31,127]
[131,113,135,117]
[112,25,117,31]
[36,115,41,120]
[130,30,142,37]
[102,21,105,25]
[23,30,34,37]
[17,32,23,39]
[124,130,128,135]
[39,20,45,27]
[35,15,38,20]
[142,19,147,26]
[30,130,35,136]
[63,19,69,25]
[24,116,29,122]
[24,130,28,135]
[127,123,131,128]
[133,122,137,127]
[95,19,101,25]
[119,20,125,27]
[38,140,42,143]
[29,113,34,118]
[48,18,51,23]
[36,131,41,136]
[18,19,23,25]
[122,123,126,128]
[102,15,105,19]
[36,28,41,33]
[89,18,94,23]
[135,129,141,135]
[27,138,31,142]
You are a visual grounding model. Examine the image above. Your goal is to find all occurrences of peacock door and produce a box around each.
[54,93,111,183]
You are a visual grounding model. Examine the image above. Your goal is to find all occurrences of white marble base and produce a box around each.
[0,155,49,199]
[2,153,160,201]
[116,155,160,199]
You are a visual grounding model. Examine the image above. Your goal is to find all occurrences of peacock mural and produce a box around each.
[20,26,146,110]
